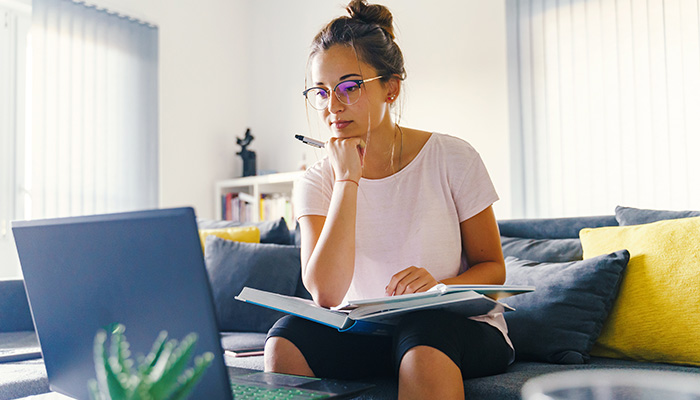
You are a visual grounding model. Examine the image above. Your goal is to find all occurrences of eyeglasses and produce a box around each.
[303,76,385,111]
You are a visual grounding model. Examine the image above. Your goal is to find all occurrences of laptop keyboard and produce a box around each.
[231,382,331,399]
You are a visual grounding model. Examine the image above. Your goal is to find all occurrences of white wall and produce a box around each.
[95,0,512,219]
[246,0,513,218]
[92,0,254,219]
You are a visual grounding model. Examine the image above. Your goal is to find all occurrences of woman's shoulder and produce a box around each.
[299,156,334,187]
[430,132,477,151]
[421,132,481,164]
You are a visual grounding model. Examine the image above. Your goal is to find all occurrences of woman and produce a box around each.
[265,1,513,398]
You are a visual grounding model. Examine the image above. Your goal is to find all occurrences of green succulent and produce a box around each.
[88,324,214,400]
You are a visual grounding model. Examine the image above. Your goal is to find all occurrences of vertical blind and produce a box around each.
[510,0,700,217]
[30,0,158,219]
[1,6,18,237]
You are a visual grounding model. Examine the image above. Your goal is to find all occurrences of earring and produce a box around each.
[387,95,396,102]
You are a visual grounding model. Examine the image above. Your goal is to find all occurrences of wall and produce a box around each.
[246,0,513,218]
[95,0,512,219]
[92,0,253,219]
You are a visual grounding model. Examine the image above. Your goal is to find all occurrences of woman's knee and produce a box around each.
[264,336,315,377]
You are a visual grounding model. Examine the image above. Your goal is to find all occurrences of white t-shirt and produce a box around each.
[294,132,512,351]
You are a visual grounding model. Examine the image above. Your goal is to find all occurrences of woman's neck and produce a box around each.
[360,124,403,180]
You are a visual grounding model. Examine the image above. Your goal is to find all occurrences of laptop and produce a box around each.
[12,207,373,399]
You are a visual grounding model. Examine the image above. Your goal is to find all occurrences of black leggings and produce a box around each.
[266,310,513,380]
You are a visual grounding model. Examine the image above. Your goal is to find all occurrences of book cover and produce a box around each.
[235,285,533,336]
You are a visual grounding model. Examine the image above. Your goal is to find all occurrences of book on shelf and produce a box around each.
[222,192,256,222]
[235,284,534,336]
[260,194,294,228]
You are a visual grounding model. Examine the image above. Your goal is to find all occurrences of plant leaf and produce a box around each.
[169,352,214,400]
[148,334,198,399]
[138,330,169,376]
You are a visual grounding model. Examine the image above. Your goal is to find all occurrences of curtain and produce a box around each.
[509,0,700,217]
[30,0,158,219]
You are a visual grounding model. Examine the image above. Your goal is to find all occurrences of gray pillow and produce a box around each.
[197,217,291,245]
[615,205,700,226]
[203,236,302,332]
[504,250,630,364]
[501,236,583,263]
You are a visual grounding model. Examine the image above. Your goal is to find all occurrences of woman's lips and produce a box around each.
[332,120,352,129]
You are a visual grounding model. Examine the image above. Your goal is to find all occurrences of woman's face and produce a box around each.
[309,45,392,139]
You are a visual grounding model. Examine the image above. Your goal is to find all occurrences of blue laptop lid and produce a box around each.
[12,207,232,400]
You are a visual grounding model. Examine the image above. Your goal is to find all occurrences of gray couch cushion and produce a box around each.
[204,237,303,332]
[462,357,700,400]
[500,237,583,262]
[504,250,630,364]
[0,359,49,400]
[0,280,34,333]
[615,205,700,226]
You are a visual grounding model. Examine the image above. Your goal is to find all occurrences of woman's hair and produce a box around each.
[309,0,406,82]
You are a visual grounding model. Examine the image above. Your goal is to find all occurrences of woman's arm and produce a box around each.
[385,206,505,295]
[299,137,365,308]
[441,205,505,285]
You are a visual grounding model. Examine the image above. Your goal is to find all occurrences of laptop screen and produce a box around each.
[12,208,233,400]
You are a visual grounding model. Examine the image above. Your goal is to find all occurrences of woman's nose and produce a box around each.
[327,92,344,114]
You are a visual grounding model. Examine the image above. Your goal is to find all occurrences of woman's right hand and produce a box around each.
[326,136,365,182]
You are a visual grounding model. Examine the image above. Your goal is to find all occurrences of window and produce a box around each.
[508,0,700,217]
[0,2,30,279]
[0,0,159,279]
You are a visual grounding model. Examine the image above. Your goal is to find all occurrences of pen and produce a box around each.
[295,134,325,148]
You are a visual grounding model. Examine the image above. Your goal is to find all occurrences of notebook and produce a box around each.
[12,207,373,399]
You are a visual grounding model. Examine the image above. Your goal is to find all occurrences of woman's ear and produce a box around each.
[386,76,401,103]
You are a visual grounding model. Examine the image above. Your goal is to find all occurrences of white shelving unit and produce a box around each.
[214,171,305,223]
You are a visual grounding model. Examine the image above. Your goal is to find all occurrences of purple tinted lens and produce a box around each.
[336,81,361,104]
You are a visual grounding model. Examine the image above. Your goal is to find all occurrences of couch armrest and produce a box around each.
[0,279,35,333]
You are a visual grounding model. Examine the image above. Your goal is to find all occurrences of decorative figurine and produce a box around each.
[237,128,257,177]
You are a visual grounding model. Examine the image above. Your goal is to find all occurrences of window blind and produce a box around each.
[509,0,700,217]
[29,0,159,219]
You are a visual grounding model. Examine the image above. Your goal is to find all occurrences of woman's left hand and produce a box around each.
[385,266,439,296]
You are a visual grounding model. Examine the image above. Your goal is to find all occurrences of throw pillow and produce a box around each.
[503,250,630,364]
[501,236,583,263]
[198,226,260,249]
[580,216,700,366]
[615,205,700,226]
[197,217,292,245]
[204,236,302,332]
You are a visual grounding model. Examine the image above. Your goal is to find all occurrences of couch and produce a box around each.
[1,206,699,399]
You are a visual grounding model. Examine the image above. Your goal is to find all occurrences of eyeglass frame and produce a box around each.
[302,75,386,110]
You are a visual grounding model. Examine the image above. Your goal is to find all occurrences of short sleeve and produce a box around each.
[448,139,499,222]
[293,158,334,220]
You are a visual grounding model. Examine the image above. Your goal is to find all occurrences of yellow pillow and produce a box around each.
[198,226,260,250]
[579,216,700,366]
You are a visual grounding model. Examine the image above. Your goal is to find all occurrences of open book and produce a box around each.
[235,284,534,335]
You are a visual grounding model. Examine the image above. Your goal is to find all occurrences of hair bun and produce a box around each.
[346,0,395,39]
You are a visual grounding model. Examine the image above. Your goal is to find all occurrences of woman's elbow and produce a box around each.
[311,291,343,309]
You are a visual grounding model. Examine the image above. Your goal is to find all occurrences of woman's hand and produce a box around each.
[385,266,440,296]
[326,137,366,182]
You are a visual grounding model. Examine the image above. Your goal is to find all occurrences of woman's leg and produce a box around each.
[265,315,394,379]
[265,336,315,376]
[398,345,464,400]
[394,311,513,400]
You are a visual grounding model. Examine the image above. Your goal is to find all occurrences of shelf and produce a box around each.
[214,171,305,224]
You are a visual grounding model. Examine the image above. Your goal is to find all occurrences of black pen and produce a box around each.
[295,134,325,148]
